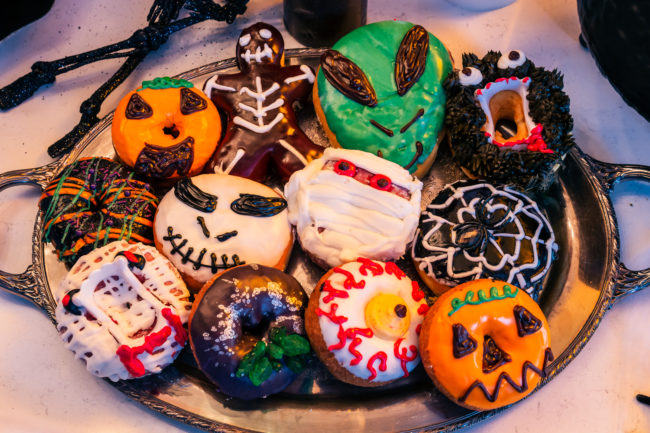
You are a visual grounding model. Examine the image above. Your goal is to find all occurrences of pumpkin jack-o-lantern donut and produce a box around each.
[112,77,221,181]
[419,279,553,411]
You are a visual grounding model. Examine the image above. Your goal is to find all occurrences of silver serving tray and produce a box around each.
[1,48,650,432]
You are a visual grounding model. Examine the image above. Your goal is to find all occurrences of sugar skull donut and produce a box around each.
[445,50,575,191]
[419,279,553,411]
[55,241,191,381]
[314,20,453,178]
[112,77,221,181]
[153,173,293,290]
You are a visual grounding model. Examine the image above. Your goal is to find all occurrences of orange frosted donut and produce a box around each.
[112,77,221,181]
[419,279,552,410]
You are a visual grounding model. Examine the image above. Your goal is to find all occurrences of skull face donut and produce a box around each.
[445,50,575,191]
[419,279,553,411]
[55,241,191,381]
[285,147,422,268]
[305,258,429,387]
[112,77,221,181]
[154,174,293,290]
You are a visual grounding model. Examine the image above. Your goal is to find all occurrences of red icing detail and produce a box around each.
[369,174,392,191]
[523,77,530,83]
[385,262,405,280]
[357,257,384,276]
[122,250,138,263]
[333,159,356,177]
[347,327,373,338]
[510,76,519,81]
[62,294,70,307]
[484,132,491,137]
[411,280,425,302]
[115,326,172,377]
[162,308,187,345]
[394,338,418,377]
[485,82,492,89]
[316,303,349,325]
[492,123,554,154]
[495,77,506,82]
[367,352,388,381]
[476,89,483,96]
[333,267,365,290]
[416,324,422,335]
[328,325,347,351]
[348,337,363,365]
[417,304,430,316]
[321,280,350,304]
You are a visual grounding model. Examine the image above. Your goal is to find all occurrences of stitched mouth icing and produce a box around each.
[162,226,244,273]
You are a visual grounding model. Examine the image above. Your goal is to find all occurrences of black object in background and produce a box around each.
[283,0,367,47]
[577,0,650,122]
[1,0,55,40]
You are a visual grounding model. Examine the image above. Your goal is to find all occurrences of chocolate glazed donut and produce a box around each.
[188,264,308,400]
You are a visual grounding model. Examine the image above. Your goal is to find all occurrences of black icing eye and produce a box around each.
[115,250,146,271]
[452,323,478,358]
[62,289,82,316]
[513,305,543,337]
[125,93,153,119]
[497,50,526,69]
[459,67,483,86]
[174,178,218,212]
[180,87,208,115]
[482,335,511,373]
[231,193,287,217]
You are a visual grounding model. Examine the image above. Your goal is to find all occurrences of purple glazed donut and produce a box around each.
[188,264,309,400]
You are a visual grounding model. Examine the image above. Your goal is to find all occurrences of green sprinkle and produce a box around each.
[139,76,193,91]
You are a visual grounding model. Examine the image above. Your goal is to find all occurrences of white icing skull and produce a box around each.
[154,174,293,289]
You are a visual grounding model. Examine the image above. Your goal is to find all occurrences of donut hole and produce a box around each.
[487,90,529,143]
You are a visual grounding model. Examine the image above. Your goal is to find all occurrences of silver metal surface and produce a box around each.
[0,48,649,432]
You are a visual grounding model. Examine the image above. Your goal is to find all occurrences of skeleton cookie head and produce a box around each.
[284,148,423,268]
[236,22,284,70]
[154,174,293,290]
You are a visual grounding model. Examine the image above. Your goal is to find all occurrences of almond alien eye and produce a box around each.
[497,50,526,69]
[459,66,483,86]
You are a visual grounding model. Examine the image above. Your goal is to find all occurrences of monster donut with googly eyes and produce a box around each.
[153,174,293,290]
[445,50,575,191]
[203,22,324,182]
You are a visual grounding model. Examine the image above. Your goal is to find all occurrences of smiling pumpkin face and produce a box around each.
[112,77,221,181]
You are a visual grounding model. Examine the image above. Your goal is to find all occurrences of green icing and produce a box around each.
[139,76,194,91]
[447,285,519,317]
[317,21,452,172]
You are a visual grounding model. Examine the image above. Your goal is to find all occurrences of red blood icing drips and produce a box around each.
[385,262,405,280]
[417,304,430,316]
[492,123,553,154]
[162,308,187,345]
[116,326,172,377]
[393,338,418,377]
[332,267,365,290]
[316,303,348,325]
[348,337,364,365]
[328,325,348,351]
[367,352,388,381]
[122,250,138,263]
[357,257,384,276]
[411,280,425,302]
[321,280,350,304]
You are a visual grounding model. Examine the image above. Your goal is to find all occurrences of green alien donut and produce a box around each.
[314,20,452,178]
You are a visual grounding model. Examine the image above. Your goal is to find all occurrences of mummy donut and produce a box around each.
[55,241,191,381]
[284,148,422,268]
[445,50,575,190]
[411,181,557,298]
[305,258,428,387]
[419,279,553,410]
[154,174,293,290]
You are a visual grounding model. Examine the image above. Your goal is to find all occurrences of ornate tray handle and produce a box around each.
[582,152,650,307]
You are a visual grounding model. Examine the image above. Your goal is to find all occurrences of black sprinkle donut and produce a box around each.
[444,50,575,191]
[189,264,309,400]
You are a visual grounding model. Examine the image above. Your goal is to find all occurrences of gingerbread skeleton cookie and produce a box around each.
[203,22,324,182]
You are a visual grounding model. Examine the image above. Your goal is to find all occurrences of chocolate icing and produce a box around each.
[482,335,512,373]
[125,93,153,119]
[321,49,378,107]
[135,138,194,179]
[180,87,208,115]
[173,177,218,213]
[189,265,308,400]
[513,305,543,337]
[395,25,429,96]
[452,323,478,359]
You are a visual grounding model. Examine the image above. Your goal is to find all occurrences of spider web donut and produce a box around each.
[411,181,557,298]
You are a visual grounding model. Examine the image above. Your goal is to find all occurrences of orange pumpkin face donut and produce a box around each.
[419,279,552,411]
[112,77,221,181]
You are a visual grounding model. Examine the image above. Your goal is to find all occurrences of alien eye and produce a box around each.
[239,34,251,47]
[459,67,483,86]
[259,28,272,39]
[497,50,526,69]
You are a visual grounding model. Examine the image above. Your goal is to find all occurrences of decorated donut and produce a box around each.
[314,20,452,178]
[305,258,428,387]
[203,22,324,182]
[112,76,221,181]
[411,180,557,298]
[445,50,575,190]
[284,147,422,268]
[189,264,309,400]
[419,279,553,410]
[153,173,293,290]
[39,157,159,267]
[55,240,191,381]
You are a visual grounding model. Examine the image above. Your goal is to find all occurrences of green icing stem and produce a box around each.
[139,76,194,91]
[447,285,519,317]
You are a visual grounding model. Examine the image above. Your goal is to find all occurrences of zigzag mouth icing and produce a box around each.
[241,44,273,64]
[162,226,244,273]
[475,77,552,154]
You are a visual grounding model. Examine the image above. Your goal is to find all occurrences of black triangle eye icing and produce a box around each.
[180,87,208,115]
[125,93,153,119]
[513,305,543,337]
[321,49,378,107]
[395,25,429,96]
[452,323,478,358]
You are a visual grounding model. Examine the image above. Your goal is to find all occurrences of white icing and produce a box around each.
[239,34,251,47]
[316,260,426,383]
[497,50,526,69]
[285,148,422,267]
[215,148,246,174]
[278,139,309,167]
[259,28,272,39]
[459,66,483,86]
[55,244,189,381]
[284,65,315,84]
[203,75,236,95]
[232,76,285,134]
[474,76,536,149]
[240,43,273,64]
[154,174,292,287]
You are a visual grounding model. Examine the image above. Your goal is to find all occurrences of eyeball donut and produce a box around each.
[55,241,191,381]
[305,258,429,387]
[112,77,221,181]
[419,279,553,411]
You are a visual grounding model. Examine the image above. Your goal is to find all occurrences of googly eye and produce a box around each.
[497,50,526,69]
[259,28,272,39]
[459,67,483,86]
[369,174,392,191]
[333,159,356,177]
[239,34,251,47]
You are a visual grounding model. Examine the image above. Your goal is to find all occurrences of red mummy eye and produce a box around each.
[369,174,392,191]
[333,159,356,177]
